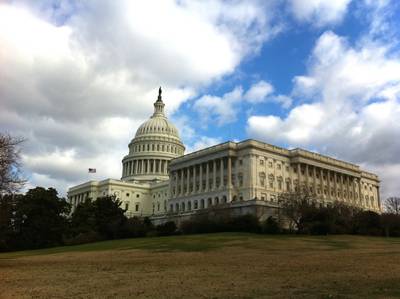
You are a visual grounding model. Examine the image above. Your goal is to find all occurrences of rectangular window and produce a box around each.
[135,204,139,211]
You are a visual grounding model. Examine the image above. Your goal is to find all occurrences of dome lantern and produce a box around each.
[153,86,165,117]
[121,87,185,182]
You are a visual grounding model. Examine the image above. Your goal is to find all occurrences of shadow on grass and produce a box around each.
[1,232,399,259]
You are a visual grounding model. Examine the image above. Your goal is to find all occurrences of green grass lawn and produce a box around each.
[1,233,400,298]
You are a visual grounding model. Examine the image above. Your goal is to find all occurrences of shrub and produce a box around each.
[262,216,280,234]
[156,221,177,236]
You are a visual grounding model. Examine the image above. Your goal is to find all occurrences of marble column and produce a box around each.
[334,172,338,199]
[180,169,184,196]
[193,164,197,193]
[312,166,317,195]
[199,163,203,192]
[186,167,190,195]
[174,171,178,198]
[213,160,217,191]
[227,156,232,188]
[220,158,224,189]
[205,162,209,191]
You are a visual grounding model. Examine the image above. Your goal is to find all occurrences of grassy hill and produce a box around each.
[1,233,400,298]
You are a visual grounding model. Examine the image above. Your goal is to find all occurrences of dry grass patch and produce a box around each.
[1,233,400,298]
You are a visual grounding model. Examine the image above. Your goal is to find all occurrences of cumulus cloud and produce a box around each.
[288,0,352,26]
[0,1,281,194]
[186,136,224,154]
[247,30,400,198]
[194,80,287,126]
[244,81,274,103]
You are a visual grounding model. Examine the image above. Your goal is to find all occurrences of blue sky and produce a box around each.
[1,0,400,198]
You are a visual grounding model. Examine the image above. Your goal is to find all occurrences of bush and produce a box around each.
[122,217,153,238]
[156,221,177,236]
[381,213,400,237]
[352,211,382,236]
[262,216,281,234]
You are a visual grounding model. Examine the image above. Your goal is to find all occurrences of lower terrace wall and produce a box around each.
[150,200,280,227]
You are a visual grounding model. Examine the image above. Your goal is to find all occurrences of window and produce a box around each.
[239,159,243,166]
[259,172,266,187]
[126,193,130,197]
[136,194,140,198]
[277,164,281,170]
[260,159,264,165]
[125,203,129,210]
[278,181,282,190]
[135,204,139,212]
[157,202,160,211]
[268,161,273,168]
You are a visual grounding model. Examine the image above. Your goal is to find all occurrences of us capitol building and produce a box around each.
[68,88,381,223]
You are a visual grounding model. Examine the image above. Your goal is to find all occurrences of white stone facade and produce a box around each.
[67,89,381,219]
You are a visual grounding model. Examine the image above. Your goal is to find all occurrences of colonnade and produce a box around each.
[170,156,233,198]
[123,159,170,177]
[292,163,376,207]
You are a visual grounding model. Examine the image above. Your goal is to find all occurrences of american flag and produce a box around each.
[88,168,96,173]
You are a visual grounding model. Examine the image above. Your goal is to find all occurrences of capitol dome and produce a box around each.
[121,88,185,182]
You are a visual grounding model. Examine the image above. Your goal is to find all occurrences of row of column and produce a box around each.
[170,196,228,213]
[293,163,368,204]
[171,156,232,198]
[123,159,170,177]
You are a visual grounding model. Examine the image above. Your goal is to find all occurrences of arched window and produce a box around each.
[214,197,219,205]
[200,199,205,209]
[222,196,227,203]
[194,200,198,209]
[188,201,192,211]
[208,198,212,206]
[175,203,179,212]
[181,202,185,211]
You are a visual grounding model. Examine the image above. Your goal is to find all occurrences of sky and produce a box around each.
[1,0,400,199]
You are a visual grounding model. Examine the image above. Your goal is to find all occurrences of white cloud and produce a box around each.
[194,80,283,126]
[0,1,281,195]
[194,86,243,126]
[247,30,400,198]
[186,136,224,154]
[244,81,274,103]
[288,0,352,26]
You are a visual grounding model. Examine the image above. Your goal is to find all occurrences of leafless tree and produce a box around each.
[0,133,26,194]
[278,185,317,230]
[385,197,400,215]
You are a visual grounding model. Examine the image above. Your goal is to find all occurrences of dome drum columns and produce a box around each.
[121,88,185,182]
